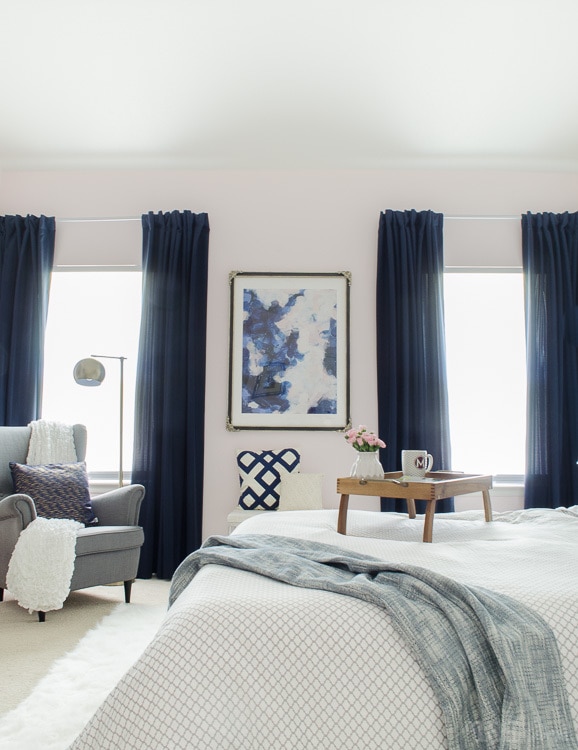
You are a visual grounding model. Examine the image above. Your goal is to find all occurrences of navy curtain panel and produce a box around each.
[376,209,452,513]
[132,211,210,579]
[522,211,578,509]
[0,214,55,425]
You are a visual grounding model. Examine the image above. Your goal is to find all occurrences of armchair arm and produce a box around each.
[0,493,37,527]
[0,494,37,588]
[90,484,145,527]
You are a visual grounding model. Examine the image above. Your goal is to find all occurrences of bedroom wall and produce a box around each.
[1,167,578,537]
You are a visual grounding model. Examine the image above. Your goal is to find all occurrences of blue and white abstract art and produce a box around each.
[242,286,337,414]
[228,273,350,430]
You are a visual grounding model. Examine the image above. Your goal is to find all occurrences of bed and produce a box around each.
[70,507,578,749]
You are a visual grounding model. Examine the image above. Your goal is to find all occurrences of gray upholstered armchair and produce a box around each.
[0,424,145,621]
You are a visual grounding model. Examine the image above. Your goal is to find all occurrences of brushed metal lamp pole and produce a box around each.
[73,355,127,487]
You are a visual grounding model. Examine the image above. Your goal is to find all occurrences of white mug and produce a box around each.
[401,450,433,479]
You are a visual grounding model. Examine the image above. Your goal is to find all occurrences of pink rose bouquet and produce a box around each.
[344,425,386,452]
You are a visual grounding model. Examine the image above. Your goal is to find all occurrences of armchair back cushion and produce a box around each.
[0,425,86,497]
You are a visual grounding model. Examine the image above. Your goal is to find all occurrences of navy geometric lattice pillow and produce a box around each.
[237,448,301,510]
[10,461,98,526]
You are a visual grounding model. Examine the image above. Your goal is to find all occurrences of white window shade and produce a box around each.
[444,218,522,269]
[54,219,142,268]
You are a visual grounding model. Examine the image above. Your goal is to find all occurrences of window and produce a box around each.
[42,271,142,479]
[444,272,526,479]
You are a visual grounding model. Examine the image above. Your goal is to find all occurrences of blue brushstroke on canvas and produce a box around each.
[242,287,338,414]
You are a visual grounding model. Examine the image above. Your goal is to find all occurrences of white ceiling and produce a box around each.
[2,0,578,171]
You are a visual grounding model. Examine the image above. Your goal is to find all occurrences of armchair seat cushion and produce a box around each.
[75,525,145,557]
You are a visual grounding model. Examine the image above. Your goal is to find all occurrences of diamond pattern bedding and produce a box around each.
[70,507,578,749]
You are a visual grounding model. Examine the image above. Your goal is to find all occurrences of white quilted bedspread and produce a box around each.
[70,507,578,749]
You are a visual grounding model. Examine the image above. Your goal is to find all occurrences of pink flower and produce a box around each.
[343,424,387,452]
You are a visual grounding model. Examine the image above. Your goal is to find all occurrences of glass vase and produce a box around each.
[350,451,384,480]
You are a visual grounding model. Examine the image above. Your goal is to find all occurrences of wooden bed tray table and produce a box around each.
[337,471,493,543]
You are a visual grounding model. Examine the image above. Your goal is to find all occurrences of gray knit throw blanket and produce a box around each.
[170,534,578,750]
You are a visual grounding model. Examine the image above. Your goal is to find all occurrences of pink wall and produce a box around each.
[2,168,578,536]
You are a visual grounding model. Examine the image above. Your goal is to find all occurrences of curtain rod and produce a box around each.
[56,214,521,224]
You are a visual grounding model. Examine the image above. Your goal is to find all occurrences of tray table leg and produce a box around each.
[337,494,350,534]
[482,489,493,522]
[423,500,435,543]
[407,498,416,519]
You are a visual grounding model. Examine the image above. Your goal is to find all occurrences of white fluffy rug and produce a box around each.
[0,602,167,750]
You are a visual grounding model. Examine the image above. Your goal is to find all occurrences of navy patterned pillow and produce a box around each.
[237,449,301,510]
[10,461,97,526]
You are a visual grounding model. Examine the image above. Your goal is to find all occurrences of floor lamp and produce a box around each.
[73,355,127,487]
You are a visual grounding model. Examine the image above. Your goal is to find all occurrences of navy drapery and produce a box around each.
[0,214,55,425]
[376,209,452,513]
[522,211,578,508]
[132,211,210,579]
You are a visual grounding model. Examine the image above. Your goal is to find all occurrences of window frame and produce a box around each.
[42,265,142,483]
[443,265,525,485]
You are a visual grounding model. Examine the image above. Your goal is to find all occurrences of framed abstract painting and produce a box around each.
[227,271,351,430]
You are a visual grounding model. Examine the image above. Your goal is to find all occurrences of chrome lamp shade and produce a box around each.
[73,358,106,386]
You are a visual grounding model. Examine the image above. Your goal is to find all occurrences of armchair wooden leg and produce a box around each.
[0,587,3,602]
[38,611,46,623]
[124,580,133,603]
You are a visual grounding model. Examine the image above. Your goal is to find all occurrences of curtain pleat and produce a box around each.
[0,214,55,425]
[376,209,452,513]
[522,211,578,508]
[132,210,210,579]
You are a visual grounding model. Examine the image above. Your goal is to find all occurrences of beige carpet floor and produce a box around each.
[0,577,171,715]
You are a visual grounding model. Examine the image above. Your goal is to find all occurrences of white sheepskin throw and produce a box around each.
[0,603,167,750]
[6,517,82,613]
[26,420,77,465]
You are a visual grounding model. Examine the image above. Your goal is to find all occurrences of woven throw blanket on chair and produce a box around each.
[26,419,77,465]
[170,534,578,750]
[6,517,82,613]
